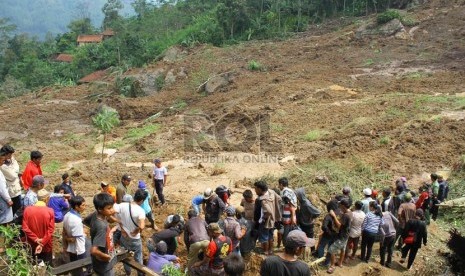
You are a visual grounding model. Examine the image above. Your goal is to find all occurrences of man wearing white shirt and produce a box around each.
[152,159,168,206]
[63,196,89,276]
[114,189,146,276]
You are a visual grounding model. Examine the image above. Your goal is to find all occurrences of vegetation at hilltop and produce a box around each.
[0,0,419,99]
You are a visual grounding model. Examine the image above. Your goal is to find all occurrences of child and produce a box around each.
[83,193,118,276]
[240,189,255,221]
[191,194,204,215]
[47,184,69,223]
[152,159,168,206]
[138,180,157,230]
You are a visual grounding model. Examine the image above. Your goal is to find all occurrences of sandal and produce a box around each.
[327,266,335,274]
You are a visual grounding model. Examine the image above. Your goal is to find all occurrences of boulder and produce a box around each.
[379,19,405,36]
[165,69,176,85]
[163,46,186,63]
[205,72,234,94]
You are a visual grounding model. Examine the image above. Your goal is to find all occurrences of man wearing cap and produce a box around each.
[138,180,156,229]
[21,150,43,191]
[202,187,226,224]
[116,174,132,204]
[342,186,353,207]
[191,222,232,276]
[113,189,146,276]
[184,210,210,270]
[22,189,55,266]
[260,229,313,276]
[361,188,374,214]
[326,199,352,274]
[221,206,246,255]
[152,159,168,206]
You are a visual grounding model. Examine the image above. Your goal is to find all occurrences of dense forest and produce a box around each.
[0,0,418,100]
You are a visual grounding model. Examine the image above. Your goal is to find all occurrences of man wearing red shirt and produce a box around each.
[22,189,55,265]
[21,151,43,191]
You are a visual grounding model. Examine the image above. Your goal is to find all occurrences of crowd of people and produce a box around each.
[0,144,451,276]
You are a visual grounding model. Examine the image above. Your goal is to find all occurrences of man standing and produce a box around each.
[430,173,440,221]
[326,199,352,274]
[21,151,43,191]
[60,173,75,198]
[0,149,13,225]
[203,188,226,224]
[191,222,232,276]
[260,230,313,276]
[116,174,132,204]
[184,210,210,270]
[63,196,89,276]
[152,159,168,206]
[114,189,146,276]
[0,145,22,216]
[222,206,246,255]
[254,180,282,256]
[22,189,55,266]
[361,188,374,214]
[397,192,416,249]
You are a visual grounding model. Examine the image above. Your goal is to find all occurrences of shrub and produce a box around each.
[377,10,402,24]
[114,76,145,98]
[248,60,263,71]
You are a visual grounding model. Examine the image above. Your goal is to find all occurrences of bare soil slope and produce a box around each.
[1,0,464,275]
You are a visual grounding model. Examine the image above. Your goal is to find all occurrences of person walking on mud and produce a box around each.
[400,209,427,270]
[152,159,168,206]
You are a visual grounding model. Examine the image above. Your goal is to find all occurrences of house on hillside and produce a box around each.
[78,69,108,84]
[77,34,104,46]
[101,28,115,38]
[53,53,73,63]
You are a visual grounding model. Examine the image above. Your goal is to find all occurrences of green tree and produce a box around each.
[92,106,120,162]
[216,0,249,39]
[102,0,123,29]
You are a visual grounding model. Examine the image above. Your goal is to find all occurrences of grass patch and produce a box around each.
[413,94,465,111]
[404,72,431,80]
[379,136,390,145]
[363,58,374,66]
[344,117,373,129]
[125,124,161,141]
[288,158,391,207]
[303,129,328,142]
[172,99,188,110]
[107,140,126,149]
[385,107,407,118]
[271,123,284,133]
[18,151,30,165]
[43,160,61,174]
